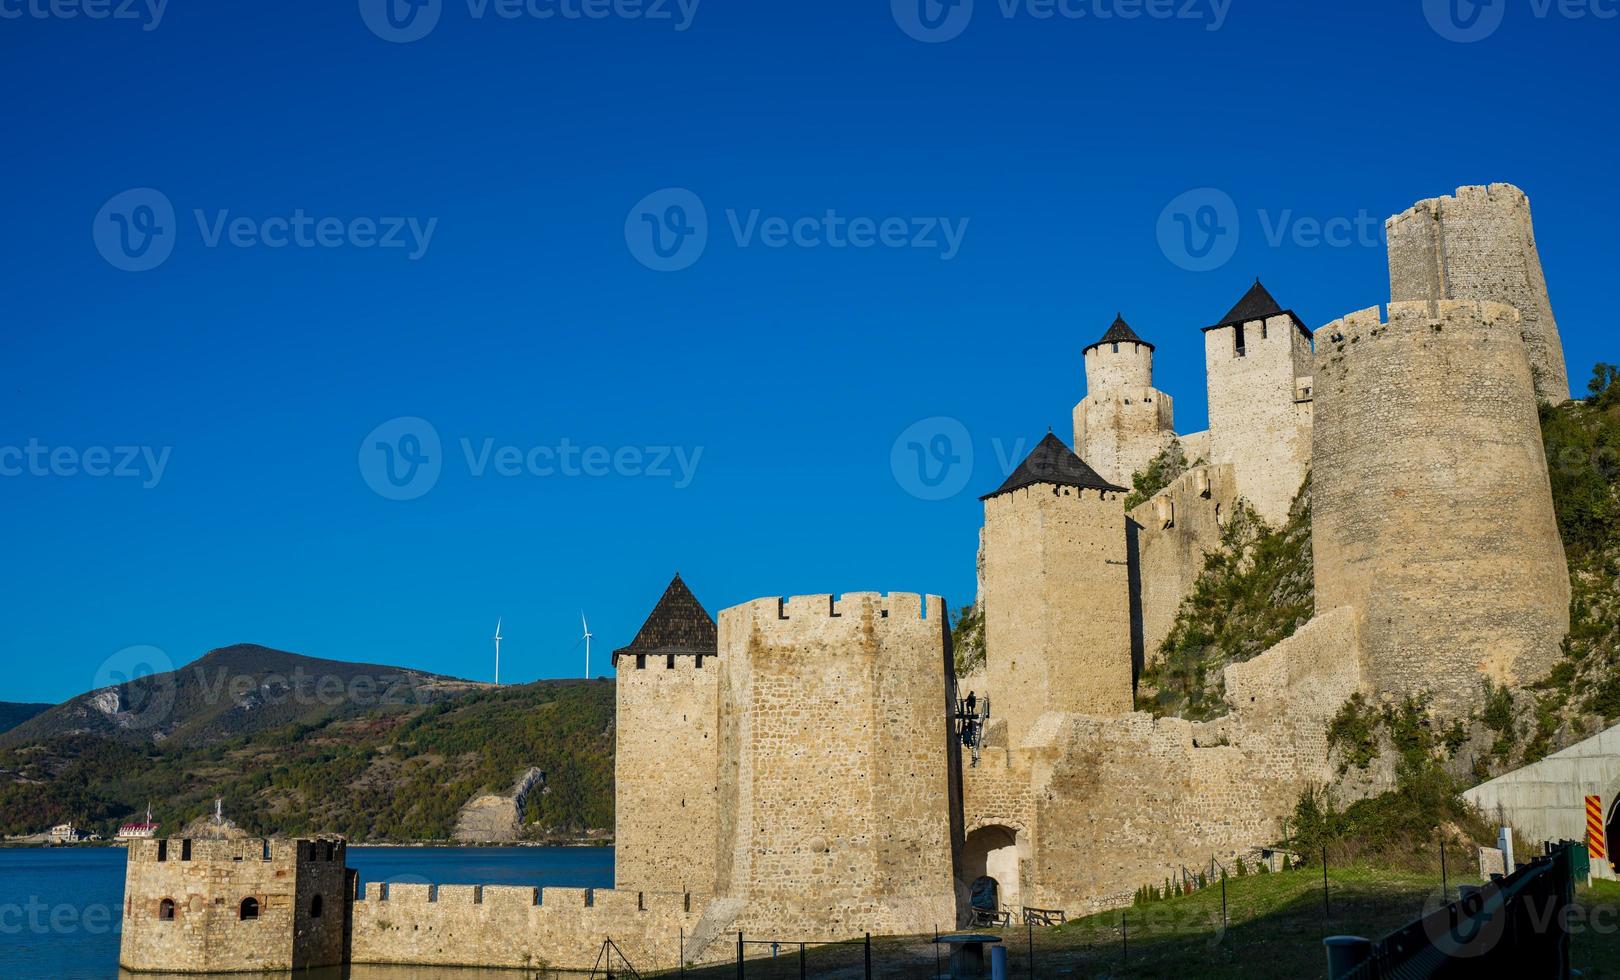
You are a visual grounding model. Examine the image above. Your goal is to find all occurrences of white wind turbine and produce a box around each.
[577,612,593,679]
[492,617,503,686]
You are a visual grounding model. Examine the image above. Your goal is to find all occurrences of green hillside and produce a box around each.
[0,678,615,841]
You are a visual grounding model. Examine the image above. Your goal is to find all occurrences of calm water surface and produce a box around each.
[0,845,614,980]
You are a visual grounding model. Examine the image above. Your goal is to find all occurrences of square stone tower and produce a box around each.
[120,837,348,973]
[979,433,1133,746]
[714,592,961,939]
[612,573,721,895]
[1202,280,1314,526]
[1073,315,1176,489]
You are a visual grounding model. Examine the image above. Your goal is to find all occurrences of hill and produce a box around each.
[0,702,51,736]
[0,643,481,751]
[0,677,615,841]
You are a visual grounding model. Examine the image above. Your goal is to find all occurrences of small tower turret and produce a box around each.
[1073,315,1176,488]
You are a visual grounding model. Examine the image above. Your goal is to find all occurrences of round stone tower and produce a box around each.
[1312,300,1570,712]
[1073,315,1175,488]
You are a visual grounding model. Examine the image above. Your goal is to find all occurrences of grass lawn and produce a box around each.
[658,866,1620,979]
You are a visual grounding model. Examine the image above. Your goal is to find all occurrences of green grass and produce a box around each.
[657,866,1620,979]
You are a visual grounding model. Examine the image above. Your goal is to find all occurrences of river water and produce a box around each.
[0,845,614,979]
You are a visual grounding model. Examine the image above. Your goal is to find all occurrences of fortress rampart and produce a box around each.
[120,837,347,973]
[348,882,712,972]
[1312,300,1570,710]
[981,485,1133,745]
[714,592,961,939]
[1127,463,1240,666]
[615,654,720,894]
[1387,183,1569,402]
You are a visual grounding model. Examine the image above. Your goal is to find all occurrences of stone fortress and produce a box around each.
[119,183,1578,972]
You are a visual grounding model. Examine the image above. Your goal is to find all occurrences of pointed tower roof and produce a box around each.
[611,574,717,664]
[1084,314,1155,354]
[981,432,1126,500]
[1204,278,1312,336]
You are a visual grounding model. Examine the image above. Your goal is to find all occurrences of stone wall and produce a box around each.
[1204,313,1314,526]
[714,592,960,939]
[349,883,713,971]
[1074,340,1176,489]
[615,654,720,893]
[1387,183,1569,402]
[1313,301,1570,712]
[981,485,1133,745]
[120,838,347,973]
[1127,463,1240,666]
[1002,609,1363,914]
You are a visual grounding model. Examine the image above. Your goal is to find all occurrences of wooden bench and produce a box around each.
[1023,906,1067,927]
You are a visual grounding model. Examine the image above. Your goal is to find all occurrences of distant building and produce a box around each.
[48,822,83,843]
[118,807,159,841]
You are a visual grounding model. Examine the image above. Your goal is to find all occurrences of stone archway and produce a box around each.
[959,824,1023,918]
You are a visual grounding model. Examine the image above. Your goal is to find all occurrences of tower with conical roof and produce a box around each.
[612,573,721,894]
[977,433,1133,746]
[1073,315,1177,489]
[1201,280,1314,525]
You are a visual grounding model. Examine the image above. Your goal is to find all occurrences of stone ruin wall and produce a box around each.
[120,838,347,973]
[348,883,715,972]
[615,652,720,894]
[1387,183,1569,402]
[981,485,1133,746]
[714,592,961,940]
[979,607,1364,914]
[1313,300,1570,713]
[1127,463,1241,668]
[1204,312,1314,527]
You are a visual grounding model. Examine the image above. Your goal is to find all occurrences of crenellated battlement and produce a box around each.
[721,591,945,638]
[1316,300,1523,366]
[353,882,698,915]
[1385,182,1531,231]
[125,836,344,866]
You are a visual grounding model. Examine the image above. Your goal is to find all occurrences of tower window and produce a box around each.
[158,899,176,921]
[635,655,646,669]
[239,898,259,921]
[310,895,323,919]
[1234,324,1247,357]
[1111,342,1119,353]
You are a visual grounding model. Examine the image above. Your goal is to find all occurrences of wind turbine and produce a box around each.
[492,618,503,686]
[579,612,593,679]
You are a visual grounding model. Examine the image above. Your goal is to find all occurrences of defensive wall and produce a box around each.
[714,592,962,939]
[348,882,717,971]
[1127,463,1240,667]
[1313,300,1569,711]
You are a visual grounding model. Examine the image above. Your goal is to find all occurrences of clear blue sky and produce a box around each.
[2,0,1615,702]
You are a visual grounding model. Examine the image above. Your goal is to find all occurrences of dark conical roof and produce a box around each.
[981,432,1126,500]
[1084,314,1154,354]
[612,574,716,663]
[1204,279,1312,336]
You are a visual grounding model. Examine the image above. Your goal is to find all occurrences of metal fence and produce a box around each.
[1325,840,1582,979]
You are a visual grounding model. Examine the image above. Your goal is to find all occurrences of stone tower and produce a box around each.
[979,433,1133,746]
[612,573,721,894]
[714,592,960,939]
[1073,315,1176,488]
[120,837,348,973]
[1202,280,1314,526]
[1312,300,1570,712]
[1387,183,1569,402]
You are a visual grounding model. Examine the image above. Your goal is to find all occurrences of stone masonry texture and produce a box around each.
[1312,300,1570,711]
[1387,183,1570,402]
